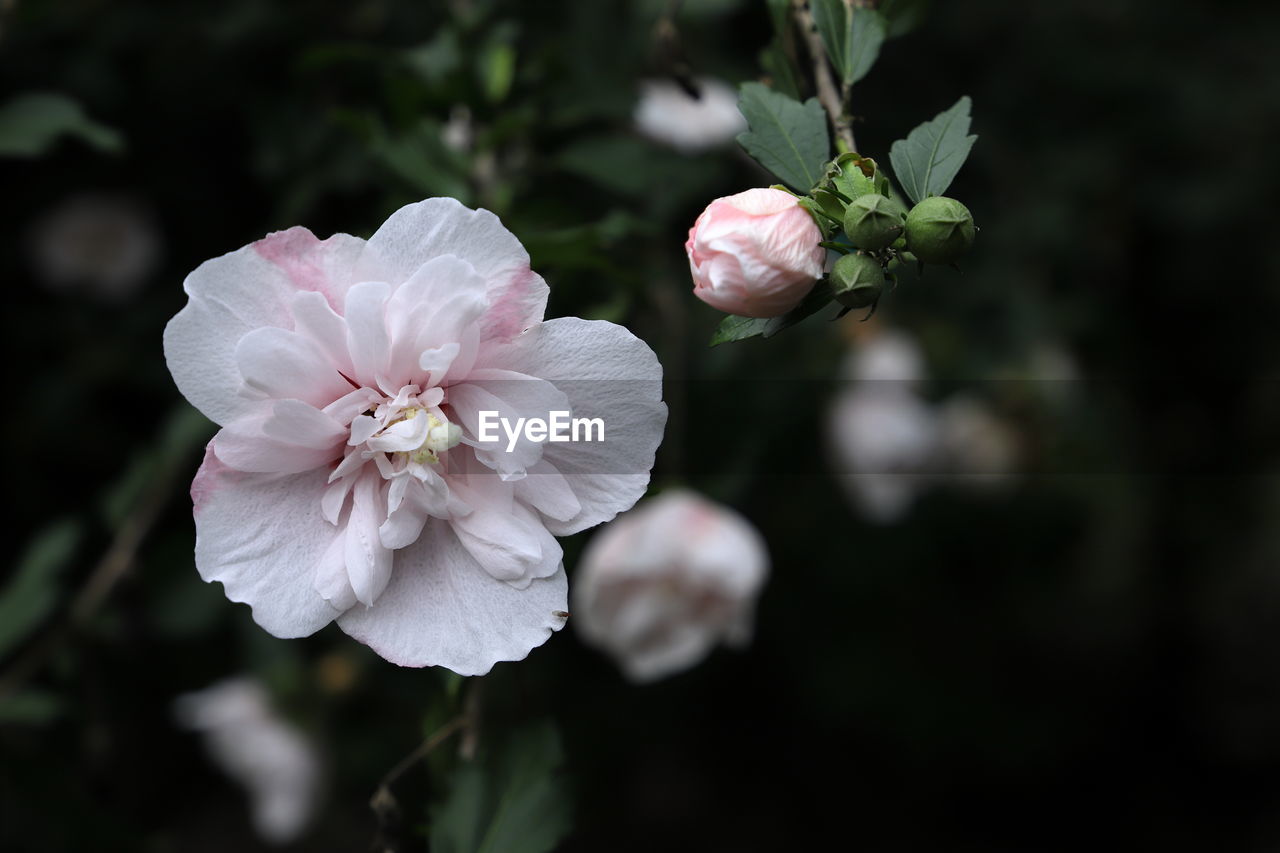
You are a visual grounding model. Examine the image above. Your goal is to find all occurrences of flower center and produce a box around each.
[400,408,463,465]
[338,383,469,483]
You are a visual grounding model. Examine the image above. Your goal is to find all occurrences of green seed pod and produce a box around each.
[904,196,975,264]
[842,193,908,251]
[829,252,885,309]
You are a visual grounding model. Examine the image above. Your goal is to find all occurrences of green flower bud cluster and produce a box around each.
[841,193,974,264]
[796,153,977,316]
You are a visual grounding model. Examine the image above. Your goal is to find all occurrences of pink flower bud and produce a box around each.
[685,187,825,318]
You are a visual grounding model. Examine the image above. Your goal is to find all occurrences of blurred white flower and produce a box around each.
[573,489,768,682]
[829,330,939,523]
[174,678,322,845]
[829,329,1027,521]
[829,387,940,523]
[842,327,926,386]
[29,193,161,300]
[634,77,746,153]
[441,104,473,153]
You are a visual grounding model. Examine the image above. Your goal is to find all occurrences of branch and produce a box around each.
[375,716,468,795]
[653,0,698,97]
[791,0,857,153]
[369,715,469,853]
[0,440,187,703]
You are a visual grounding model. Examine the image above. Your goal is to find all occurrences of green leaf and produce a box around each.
[557,134,697,198]
[370,116,472,203]
[481,43,517,103]
[759,42,802,102]
[404,30,462,83]
[0,93,123,158]
[0,690,64,726]
[430,720,571,853]
[889,96,978,205]
[735,82,829,192]
[840,6,888,85]
[765,0,791,36]
[710,314,770,346]
[709,281,837,346]
[832,167,876,202]
[810,1,887,86]
[879,0,932,38]
[0,519,81,660]
[810,189,847,223]
[762,279,836,338]
[522,209,647,271]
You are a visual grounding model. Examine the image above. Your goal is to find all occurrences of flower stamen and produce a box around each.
[401,409,462,465]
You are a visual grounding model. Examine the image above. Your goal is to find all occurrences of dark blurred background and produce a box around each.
[3,0,1280,849]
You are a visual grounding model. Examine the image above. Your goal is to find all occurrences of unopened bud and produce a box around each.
[829,252,885,309]
[842,193,907,251]
[904,196,975,265]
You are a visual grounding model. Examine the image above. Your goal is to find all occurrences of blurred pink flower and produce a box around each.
[164,198,666,675]
[685,187,824,318]
[573,490,769,682]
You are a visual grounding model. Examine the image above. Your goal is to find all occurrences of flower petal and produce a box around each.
[346,471,393,606]
[214,402,345,475]
[252,226,367,310]
[290,290,355,378]
[385,255,489,384]
[314,533,357,611]
[449,477,562,586]
[343,281,392,389]
[513,460,582,523]
[336,518,568,674]
[163,229,364,426]
[352,198,548,342]
[477,318,666,534]
[190,444,346,637]
[259,399,349,449]
[235,326,352,408]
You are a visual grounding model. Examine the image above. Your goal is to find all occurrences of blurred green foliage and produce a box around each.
[430,720,570,853]
[0,92,123,157]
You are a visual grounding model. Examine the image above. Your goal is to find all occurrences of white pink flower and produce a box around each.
[685,187,824,318]
[572,490,768,682]
[163,198,666,675]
